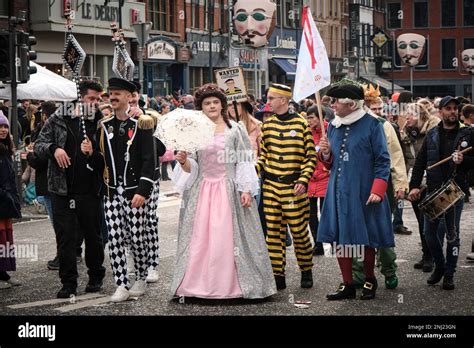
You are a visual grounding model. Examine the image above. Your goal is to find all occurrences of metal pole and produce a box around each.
[471,74,474,102]
[139,24,144,94]
[8,19,22,198]
[254,48,258,99]
[208,0,213,82]
[118,0,123,28]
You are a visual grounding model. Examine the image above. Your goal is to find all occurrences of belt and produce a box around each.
[263,172,301,185]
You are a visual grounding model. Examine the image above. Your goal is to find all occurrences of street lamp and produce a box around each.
[132,21,152,94]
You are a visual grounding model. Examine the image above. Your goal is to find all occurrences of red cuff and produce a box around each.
[371,178,388,200]
[317,152,333,170]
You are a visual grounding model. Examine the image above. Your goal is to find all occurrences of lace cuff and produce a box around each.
[236,161,260,196]
[171,158,199,193]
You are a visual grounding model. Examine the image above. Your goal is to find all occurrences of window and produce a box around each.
[465,38,474,49]
[191,0,201,30]
[414,1,428,27]
[220,0,228,33]
[150,0,174,32]
[441,39,456,70]
[441,0,456,27]
[388,40,401,70]
[276,0,282,26]
[0,0,8,16]
[415,39,428,70]
[464,0,474,26]
[284,0,292,27]
[387,3,401,28]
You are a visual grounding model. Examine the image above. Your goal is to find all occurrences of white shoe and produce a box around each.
[129,280,146,297]
[7,278,21,287]
[146,268,159,283]
[467,252,474,261]
[0,281,12,290]
[110,286,130,302]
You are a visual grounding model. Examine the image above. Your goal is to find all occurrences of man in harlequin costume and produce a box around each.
[350,83,409,290]
[317,83,394,300]
[256,83,317,290]
[98,77,156,302]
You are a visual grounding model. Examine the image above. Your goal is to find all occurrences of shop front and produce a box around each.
[187,33,229,94]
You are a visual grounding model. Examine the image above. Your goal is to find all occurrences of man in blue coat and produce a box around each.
[318,83,394,300]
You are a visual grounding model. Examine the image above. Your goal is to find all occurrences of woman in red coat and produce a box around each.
[305,106,330,256]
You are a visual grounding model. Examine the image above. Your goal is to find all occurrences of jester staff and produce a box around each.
[62,6,89,140]
[110,22,135,80]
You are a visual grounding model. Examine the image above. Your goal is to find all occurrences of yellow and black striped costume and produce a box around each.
[256,111,317,276]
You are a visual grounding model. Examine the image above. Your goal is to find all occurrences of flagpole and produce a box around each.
[315,91,326,137]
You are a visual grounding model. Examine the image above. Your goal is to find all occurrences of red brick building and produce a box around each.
[382,0,474,98]
[0,0,29,31]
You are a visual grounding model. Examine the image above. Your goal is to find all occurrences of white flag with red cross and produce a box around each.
[293,6,331,102]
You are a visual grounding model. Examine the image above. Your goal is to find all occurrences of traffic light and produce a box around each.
[17,31,37,83]
[0,31,11,82]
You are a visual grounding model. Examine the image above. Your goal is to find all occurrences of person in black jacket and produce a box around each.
[34,80,106,298]
[0,112,21,289]
[27,101,61,270]
[408,96,474,291]
[98,77,156,302]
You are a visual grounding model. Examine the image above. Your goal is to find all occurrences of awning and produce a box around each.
[360,74,405,94]
[271,58,297,79]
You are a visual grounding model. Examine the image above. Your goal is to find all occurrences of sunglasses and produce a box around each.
[233,11,272,22]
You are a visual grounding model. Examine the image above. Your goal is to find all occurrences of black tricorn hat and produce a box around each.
[108,77,136,93]
[326,84,364,100]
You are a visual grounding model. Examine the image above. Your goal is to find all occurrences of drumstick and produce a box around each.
[427,146,472,170]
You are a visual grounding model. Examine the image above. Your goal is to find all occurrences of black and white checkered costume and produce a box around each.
[105,185,149,288]
[98,112,157,289]
[145,182,160,269]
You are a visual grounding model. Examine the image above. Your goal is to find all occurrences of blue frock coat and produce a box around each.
[316,114,395,248]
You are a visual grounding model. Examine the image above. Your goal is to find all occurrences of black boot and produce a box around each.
[326,283,356,301]
[442,275,455,290]
[275,275,286,290]
[360,278,378,300]
[301,270,313,288]
[57,286,77,299]
[427,268,445,285]
[85,278,104,293]
[413,258,424,270]
[313,242,325,256]
[422,258,434,273]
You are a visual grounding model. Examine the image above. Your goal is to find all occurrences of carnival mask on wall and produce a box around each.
[233,0,277,48]
[396,33,426,67]
[462,49,474,74]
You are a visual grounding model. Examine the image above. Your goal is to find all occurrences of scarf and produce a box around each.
[331,108,366,128]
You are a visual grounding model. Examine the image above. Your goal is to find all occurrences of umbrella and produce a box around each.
[0,62,77,101]
[154,108,216,153]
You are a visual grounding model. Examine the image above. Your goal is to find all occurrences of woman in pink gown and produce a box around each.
[171,84,276,299]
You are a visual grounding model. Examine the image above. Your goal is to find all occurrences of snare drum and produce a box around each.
[419,180,465,221]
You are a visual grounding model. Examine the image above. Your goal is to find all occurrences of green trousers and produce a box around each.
[352,248,397,285]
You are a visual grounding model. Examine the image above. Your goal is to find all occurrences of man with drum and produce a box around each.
[408,96,474,290]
